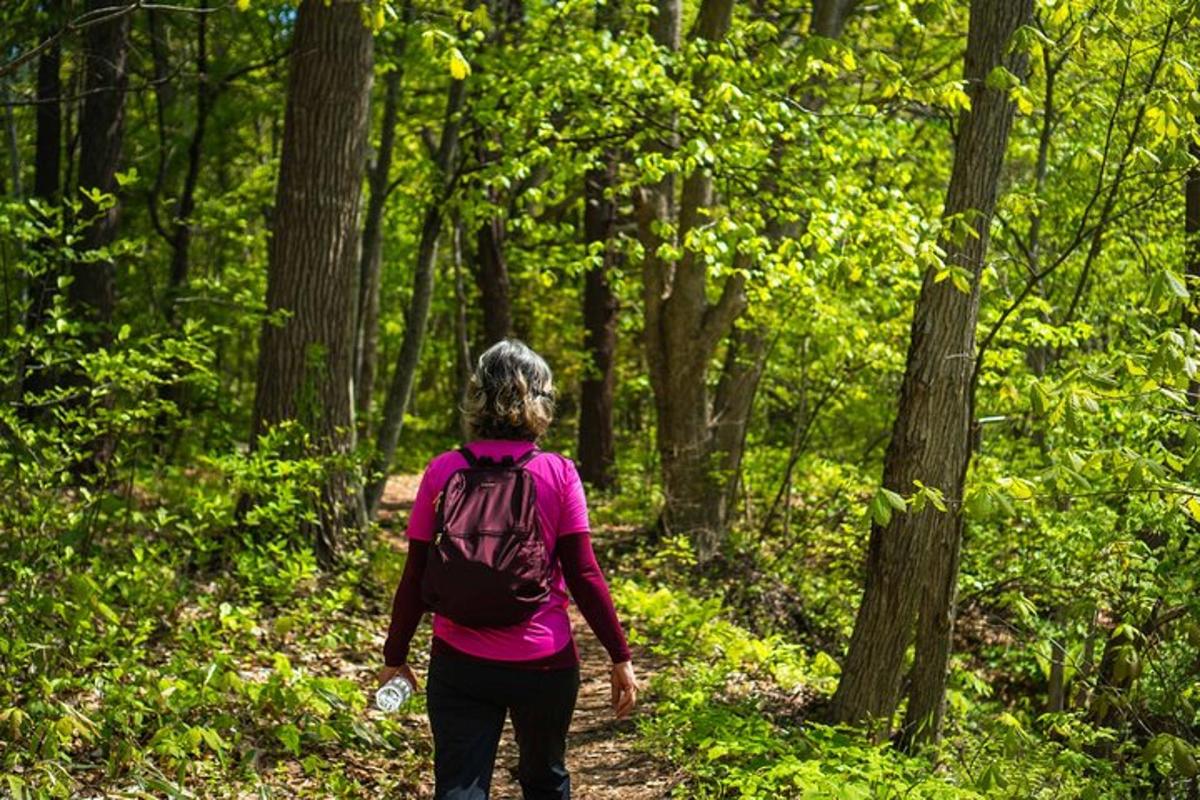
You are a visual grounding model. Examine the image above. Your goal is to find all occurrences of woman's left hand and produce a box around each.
[611,660,638,719]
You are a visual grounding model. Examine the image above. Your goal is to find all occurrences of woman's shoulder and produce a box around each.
[529,449,583,488]
[532,448,578,470]
[422,448,471,479]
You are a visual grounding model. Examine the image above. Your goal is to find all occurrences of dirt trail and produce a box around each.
[377,475,676,800]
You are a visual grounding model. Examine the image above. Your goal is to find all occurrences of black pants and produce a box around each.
[426,651,581,800]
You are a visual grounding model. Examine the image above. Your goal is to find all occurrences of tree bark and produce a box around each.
[3,91,18,197]
[1047,635,1067,714]
[57,0,132,473]
[249,0,374,566]
[707,0,855,528]
[830,0,1032,746]
[474,209,513,345]
[33,14,61,207]
[635,0,742,563]
[19,0,63,409]
[901,0,1033,749]
[146,7,175,263]
[364,75,467,516]
[149,2,213,445]
[711,324,768,526]
[452,214,473,439]
[469,0,522,348]
[1186,116,1200,407]
[164,0,211,324]
[578,158,620,489]
[70,0,131,330]
[810,0,856,39]
[355,63,404,434]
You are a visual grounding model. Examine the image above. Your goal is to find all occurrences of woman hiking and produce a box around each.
[378,339,639,800]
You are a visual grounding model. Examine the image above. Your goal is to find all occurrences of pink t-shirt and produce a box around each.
[406,439,590,661]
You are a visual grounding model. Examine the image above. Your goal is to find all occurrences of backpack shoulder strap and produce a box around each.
[515,447,541,467]
[458,446,479,467]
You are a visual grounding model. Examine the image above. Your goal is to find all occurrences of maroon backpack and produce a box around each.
[420,446,552,628]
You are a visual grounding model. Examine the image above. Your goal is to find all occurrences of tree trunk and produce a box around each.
[364,76,467,516]
[705,0,855,528]
[2,91,18,197]
[901,0,1033,749]
[19,1,63,409]
[452,214,473,440]
[1087,612,1136,732]
[71,0,131,330]
[811,0,856,38]
[831,0,1032,746]
[58,0,132,473]
[249,0,374,566]
[146,5,174,247]
[151,3,213,446]
[165,0,211,324]
[355,63,404,435]
[1186,119,1199,407]
[711,324,768,526]
[1047,636,1067,714]
[578,158,620,489]
[474,208,512,345]
[636,0,742,563]
[470,0,521,348]
[574,0,624,490]
[33,14,61,207]
[1072,607,1100,710]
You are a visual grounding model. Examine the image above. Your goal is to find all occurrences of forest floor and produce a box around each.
[376,475,678,800]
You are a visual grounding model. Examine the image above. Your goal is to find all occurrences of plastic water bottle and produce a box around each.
[375,674,414,712]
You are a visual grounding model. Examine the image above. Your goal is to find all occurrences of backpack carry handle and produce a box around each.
[458,445,540,468]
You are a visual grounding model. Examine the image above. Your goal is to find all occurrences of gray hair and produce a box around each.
[463,339,556,441]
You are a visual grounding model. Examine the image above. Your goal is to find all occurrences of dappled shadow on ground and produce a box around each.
[489,606,677,800]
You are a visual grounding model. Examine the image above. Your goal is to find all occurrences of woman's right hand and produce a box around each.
[611,660,638,719]
[377,663,420,691]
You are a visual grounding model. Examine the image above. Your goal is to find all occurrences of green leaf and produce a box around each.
[985,65,1020,91]
[449,48,471,80]
[276,723,301,756]
[1049,1,1070,26]
[1185,496,1200,523]
[1144,733,1173,761]
[200,727,225,753]
[1005,477,1035,500]
[1164,270,1189,299]
[1173,739,1198,778]
[1013,86,1034,115]
[965,487,993,517]
[272,652,293,680]
[869,492,892,526]
[880,487,907,512]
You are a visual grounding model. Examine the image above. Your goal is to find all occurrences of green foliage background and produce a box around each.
[1,0,1199,796]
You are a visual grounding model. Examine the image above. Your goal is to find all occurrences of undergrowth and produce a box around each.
[612,555,1148,799]
[0,465,428,799]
